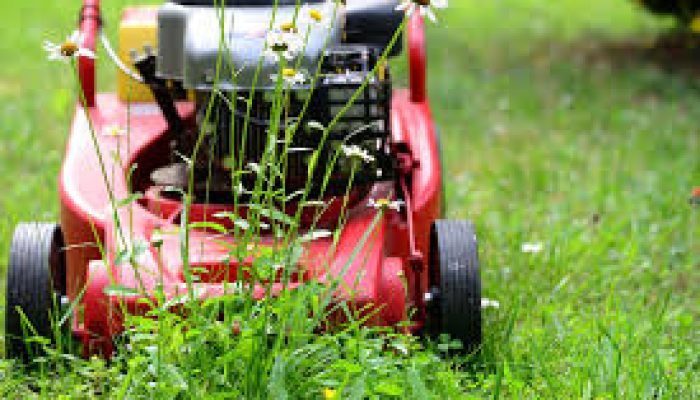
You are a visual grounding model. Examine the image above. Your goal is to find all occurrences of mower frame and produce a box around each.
[5,0,482,358]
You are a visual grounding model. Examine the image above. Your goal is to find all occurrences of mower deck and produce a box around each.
[60,90,441,355]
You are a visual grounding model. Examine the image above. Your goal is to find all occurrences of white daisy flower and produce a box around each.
[287,147,314,153]
[521,242,544,254]
[368,198,404,212]
[101,124,127,137]
[264,29,303,63]
[306,120,325,133]
[299,5,330,29]
[232,182,252,196]
[301,200,326,207]
[151,230,164,248]
[298,230,333,243]
[395,0,448,23]
[247,162,262,174]
[481,298,500,309]
[43,30,96,63]
[341,144,375,164]
[270,68,306,87]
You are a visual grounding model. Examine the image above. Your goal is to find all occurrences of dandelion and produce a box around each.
[368,198,404,212]
[396,0,448,23]
[341,144,375,164]
[323,388,338,400]
[43,30,96,63]
[264,29,302,62]
[270,68,306,87]
[521,242,544,254]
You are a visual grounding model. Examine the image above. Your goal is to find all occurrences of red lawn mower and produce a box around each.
[5,0,482,359]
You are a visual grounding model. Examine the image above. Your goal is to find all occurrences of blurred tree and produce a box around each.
[636,0,700,22]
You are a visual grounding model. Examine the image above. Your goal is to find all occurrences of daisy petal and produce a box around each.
[426,8,437,22]
[433,0,448,9]
[406,4,417,16]
[77,48,96,59]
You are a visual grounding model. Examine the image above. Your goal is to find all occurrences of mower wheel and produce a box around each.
[427,220,482,353]
[5,223,66,361]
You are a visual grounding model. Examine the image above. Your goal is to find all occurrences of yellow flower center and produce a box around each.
[280,22,297,33]
[60,42,79,57]
[375,199,391,208]
[323,388,337,400]
[309,9,323,23]
[282,68,297,78]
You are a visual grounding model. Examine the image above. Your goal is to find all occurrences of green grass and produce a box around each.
[1,0,698,398]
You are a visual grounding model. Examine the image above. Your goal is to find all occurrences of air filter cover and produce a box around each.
[157,1,342,90]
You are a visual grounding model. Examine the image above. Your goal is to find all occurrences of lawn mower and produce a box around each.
[5,0,483,359]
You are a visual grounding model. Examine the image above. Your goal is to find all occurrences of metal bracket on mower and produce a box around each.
[396,150,428,316]
[132,49,185,134]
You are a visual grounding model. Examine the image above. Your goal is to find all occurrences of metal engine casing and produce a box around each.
[157,1,343,90]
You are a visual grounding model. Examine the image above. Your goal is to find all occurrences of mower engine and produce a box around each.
[144,0,402,202]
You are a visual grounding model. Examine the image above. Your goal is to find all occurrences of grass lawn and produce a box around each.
[0,0,698,398]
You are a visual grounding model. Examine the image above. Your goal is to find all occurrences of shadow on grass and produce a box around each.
[574,29,700,80]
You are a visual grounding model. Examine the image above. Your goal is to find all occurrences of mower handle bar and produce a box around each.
[79,0,100,107]
[77,0,427,108]
[407,12,427,103]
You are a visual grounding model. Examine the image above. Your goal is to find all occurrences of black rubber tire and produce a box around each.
[5,223,66,361]
[428,220,482,353]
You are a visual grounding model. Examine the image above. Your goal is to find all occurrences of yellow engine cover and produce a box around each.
[117,6,158,103]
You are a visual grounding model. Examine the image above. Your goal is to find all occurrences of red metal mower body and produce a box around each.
[61,4,441,356]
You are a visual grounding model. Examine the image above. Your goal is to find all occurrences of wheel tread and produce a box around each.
[5,223,63,360]
[430,220,482,352]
